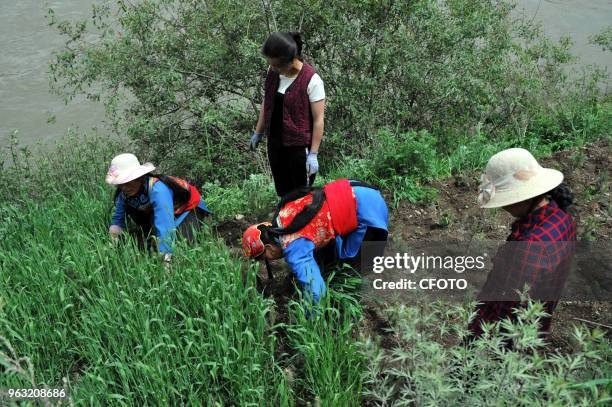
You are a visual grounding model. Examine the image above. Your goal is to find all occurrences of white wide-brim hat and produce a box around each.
[105,153,156,185]
[478,148,563,208]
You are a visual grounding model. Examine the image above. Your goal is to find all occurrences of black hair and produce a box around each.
[256,223,275,245]
[262,32,303,64]
[546,183,574,212]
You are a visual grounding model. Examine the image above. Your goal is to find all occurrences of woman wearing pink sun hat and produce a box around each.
[106,153,210,261]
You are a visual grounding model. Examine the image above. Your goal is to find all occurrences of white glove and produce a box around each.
[306,152,319,176]
[109,225,123,242]
[162,253,172,271]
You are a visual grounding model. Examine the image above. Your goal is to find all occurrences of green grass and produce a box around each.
[0,136,364,405]
[0,146,286,404]
[1,128,611,405]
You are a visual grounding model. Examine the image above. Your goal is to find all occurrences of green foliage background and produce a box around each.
[48,0,610,187]
[0,0,610,405]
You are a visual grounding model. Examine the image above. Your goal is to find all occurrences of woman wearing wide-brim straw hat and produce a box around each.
[106,153,211,262]
[468,148,577,345]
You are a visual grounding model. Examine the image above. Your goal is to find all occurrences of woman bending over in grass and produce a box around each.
[106,153,210,263]
[469,148,576,345]
[242,179,388,305]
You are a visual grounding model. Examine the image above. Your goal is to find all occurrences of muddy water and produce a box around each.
[0,0,106,149]
[0,0,610,148]
[518,0,612,69]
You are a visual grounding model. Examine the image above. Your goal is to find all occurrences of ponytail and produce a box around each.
[262,31,303,64]
[288,32,303,58]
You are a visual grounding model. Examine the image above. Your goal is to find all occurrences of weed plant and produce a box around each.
[361,300,612,406]
[0,136,293,405]
[203,174,277,220]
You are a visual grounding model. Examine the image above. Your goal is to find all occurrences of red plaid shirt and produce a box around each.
[468,201,576,341]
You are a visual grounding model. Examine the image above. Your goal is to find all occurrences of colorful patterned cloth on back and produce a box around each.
[276,193,336,250]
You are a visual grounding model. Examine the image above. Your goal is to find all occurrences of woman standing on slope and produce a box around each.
[250,32,326,197]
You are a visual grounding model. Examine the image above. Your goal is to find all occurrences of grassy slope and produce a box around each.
[1,132,610,405]
[0,136,369,405]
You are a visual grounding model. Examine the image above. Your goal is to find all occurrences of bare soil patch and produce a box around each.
[214,140,611,353]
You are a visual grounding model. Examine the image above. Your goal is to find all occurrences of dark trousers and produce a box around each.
[315,226,389,274]
[267,139,316,197]
[127,207,209,251]
[176,207,210,242]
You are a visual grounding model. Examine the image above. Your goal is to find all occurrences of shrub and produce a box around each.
[48,0,609,184]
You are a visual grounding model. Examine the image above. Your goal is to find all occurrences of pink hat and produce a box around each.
[105,153,156,185]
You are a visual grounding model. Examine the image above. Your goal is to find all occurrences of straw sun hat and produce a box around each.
[105,153,156,185]
[478,148,564,209]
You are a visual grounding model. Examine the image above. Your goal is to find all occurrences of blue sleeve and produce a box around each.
[197,199,211,214]
[335,223,368,259]
[150,182,176,254]
[284,238,326,304]
[111,192,127,229]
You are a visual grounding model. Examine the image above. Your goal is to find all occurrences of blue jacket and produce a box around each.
[283,185,388,304]
[111,177,210,254]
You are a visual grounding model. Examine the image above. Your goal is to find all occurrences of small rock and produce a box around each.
[283,367,295,385]
[235,214,245,221]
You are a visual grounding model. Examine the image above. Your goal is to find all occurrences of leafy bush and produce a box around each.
[591,26,612,53]
[48,0,609,185]
[370,129,441,182]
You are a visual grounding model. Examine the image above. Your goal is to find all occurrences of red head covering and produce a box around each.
[242,222,272,258]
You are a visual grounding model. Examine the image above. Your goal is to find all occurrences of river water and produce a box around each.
[0,0,610,148]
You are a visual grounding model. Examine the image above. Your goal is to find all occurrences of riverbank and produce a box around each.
[0,134,610,405]
[1,0,610,148]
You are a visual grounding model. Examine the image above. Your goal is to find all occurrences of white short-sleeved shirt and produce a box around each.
[277,72,326,102]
